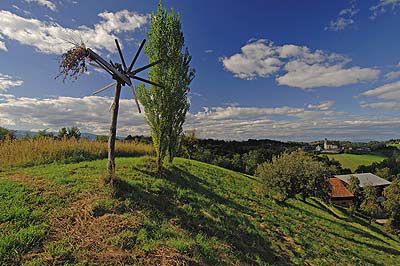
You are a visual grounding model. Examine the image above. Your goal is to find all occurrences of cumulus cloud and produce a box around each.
[325,3,359,31]
[0,94,148,135]
[220,40,283,80]
[221,39,379,89]
[1,93,400,141]
[307,101,335,111]
[0,40,6,51]
[361,81,400,100]
[385,71,400,80]
[193,106,305,120]
[370,0,400,19]
[24,0,57,11]
[277,61,378,89]
[0,9,149,54]
[0,73,23,91]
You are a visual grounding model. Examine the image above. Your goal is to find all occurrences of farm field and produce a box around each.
[324,153,387,172]
[1,156,400,265]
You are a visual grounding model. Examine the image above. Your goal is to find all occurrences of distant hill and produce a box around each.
[1,157,399,265]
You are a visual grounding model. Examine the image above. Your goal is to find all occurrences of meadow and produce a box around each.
[1,153,400,264]
[0,138,153,168]
[324,153,387,172]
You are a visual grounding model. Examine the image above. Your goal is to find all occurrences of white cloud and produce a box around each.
[325,17,355,32]
[0,10,149,54]
[221,39,379,89]
[0,39,6,51]
[0,73,23,91]
[24,0,57,11]
[361,101,400,109]
[384,71,400,80]
[1,93,400,141]
[307,100,335,111]
[325,4,359,32]
[361,81,400,100]
[220,40,283,80]
[277,61,379,89]
[0,94,147,135]
[370,0,400,19]
[194,106,305,120]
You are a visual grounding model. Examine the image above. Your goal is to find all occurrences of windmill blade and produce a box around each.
[128,39,146,72]
[130,85,141,113]
[114,39,127,70]
[92,82,116,95]
[88,61,113,75]
[130,59,162,75]
[129,75,163,88]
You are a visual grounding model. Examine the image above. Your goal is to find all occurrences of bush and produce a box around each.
[256,151,334,202]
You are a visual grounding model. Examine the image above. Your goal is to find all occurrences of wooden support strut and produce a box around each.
[86,48,132,86]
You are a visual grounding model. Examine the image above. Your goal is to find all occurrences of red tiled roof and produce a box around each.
[329,178,354,198]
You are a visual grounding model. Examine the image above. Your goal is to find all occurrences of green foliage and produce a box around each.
[180,130,198,159]
[360,185,380,223]
[58,126,81,140]
[383,179,400,232]
[137,2,195,170]
[35,129,53,138]
[0,126,15,140]
[375,167,392,181]
[348,175,362,210]
[95,135,108,142]
[256,151,334,202]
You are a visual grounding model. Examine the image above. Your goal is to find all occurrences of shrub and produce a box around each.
[256,151,334,202]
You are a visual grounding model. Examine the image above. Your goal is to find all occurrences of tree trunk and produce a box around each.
[156,153,162,173]
[106,82,122,186]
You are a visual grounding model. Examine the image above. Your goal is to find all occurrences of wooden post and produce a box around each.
[106,81,122,185]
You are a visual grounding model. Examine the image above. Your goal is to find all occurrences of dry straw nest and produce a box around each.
[56,43,89,82]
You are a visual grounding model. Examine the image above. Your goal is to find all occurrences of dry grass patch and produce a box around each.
[0,137,154,168]
[24,194,141,264]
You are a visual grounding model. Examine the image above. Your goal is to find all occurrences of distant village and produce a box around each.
[313,138,372,154]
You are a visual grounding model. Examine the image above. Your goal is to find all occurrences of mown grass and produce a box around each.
[0,157,399,265]
[0,138,153,168]
[324,153,387,171]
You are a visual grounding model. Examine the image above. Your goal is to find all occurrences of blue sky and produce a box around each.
[0,0,400,141]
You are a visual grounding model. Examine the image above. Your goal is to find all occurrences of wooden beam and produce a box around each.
[128,75,163,88]
[129,59,162,75]
[87,48,132,86]
[114,39,127,71]
[128,39,146,72]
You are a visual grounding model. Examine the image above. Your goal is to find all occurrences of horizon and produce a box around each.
[1,0,400,141]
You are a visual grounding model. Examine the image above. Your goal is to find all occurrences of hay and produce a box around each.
[56,42,88,82]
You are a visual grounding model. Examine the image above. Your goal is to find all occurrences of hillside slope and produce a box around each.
[1,157,399,265]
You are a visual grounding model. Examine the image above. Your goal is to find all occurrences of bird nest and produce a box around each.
[56,42,89,82]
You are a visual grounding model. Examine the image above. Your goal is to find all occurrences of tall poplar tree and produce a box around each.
[138,2,195,171]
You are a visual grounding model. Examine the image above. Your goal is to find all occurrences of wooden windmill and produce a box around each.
[85,39,162,184]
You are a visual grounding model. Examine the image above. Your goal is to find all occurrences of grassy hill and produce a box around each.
[324,153,387,172]
[1,157,400,265]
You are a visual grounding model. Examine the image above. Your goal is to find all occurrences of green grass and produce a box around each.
[388,143,400,149]
[324,153,387,171]
[1,157,399,265]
